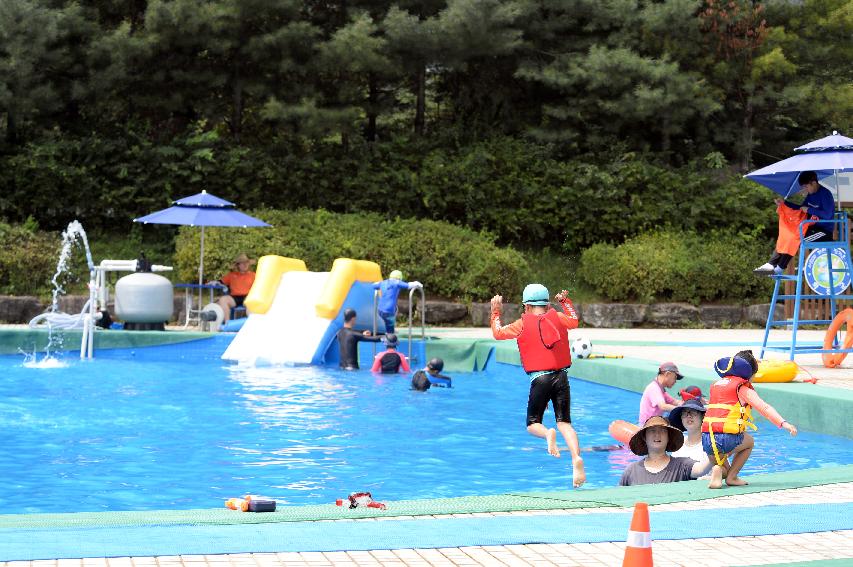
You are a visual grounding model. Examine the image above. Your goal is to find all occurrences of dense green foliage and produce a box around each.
[0,221,60,296]
[0,131,780,252]
[578,230,772,303]
[174,209,530,300]
[0,0,848,304]
[0,0,849,235]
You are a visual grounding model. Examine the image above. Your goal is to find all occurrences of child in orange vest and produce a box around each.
[702,350,798,488]
[491,283,585,488]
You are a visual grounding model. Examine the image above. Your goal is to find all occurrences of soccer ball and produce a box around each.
[571,336,592,359]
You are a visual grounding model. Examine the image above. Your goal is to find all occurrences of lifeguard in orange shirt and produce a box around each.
[212,252,256,323]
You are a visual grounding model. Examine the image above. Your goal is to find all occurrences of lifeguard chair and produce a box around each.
[760,211,853,360]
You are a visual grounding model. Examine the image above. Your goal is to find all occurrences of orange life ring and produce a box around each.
[822,308,853,368]
[608,419,639,445]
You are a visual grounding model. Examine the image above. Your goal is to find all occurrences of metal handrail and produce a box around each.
[407,286,426,363]
[372,290,380,357]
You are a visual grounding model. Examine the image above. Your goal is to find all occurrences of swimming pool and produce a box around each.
[3,347,853,514]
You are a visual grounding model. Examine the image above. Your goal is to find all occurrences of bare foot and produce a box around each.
[572,457,586,488]
[546,428,560,457]
[708,465,724,489]
[726,476,749,487]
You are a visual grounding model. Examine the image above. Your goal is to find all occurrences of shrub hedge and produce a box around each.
[174,209,530,301]
[0,221,61,296]
[578,230,773,303]
[0,131,778,255]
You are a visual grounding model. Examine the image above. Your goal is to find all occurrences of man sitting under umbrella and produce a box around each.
[210,253,256,323]
[754,171,835,276]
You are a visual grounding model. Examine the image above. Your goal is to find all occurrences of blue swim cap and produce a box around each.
[714,356,754,379]
[522,283,550,306]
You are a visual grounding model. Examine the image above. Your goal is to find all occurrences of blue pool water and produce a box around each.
[2,348,853,514]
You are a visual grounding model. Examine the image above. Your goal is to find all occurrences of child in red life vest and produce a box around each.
[370,334,411,374]
[703,350,798,488]
[490,283,585,488]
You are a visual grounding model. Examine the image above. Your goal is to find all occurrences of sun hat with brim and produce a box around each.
[522,283,550,306]
[714,356,754,379]
[668,398,706,431]
[233,253,256,266]
[628,415,684,456]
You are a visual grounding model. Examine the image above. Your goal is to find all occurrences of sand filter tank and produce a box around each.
[114,272,173,330]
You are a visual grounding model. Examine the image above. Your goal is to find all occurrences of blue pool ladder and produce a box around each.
[760,211,853,360]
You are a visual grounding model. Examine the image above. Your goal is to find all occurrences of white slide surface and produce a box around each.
[222,271,332,365]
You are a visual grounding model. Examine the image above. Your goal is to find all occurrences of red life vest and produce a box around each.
[516,308,571,373]
[701,375,756,434]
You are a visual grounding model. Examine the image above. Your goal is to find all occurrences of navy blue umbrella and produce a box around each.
[134,191,270,313]
[746,131,853,201]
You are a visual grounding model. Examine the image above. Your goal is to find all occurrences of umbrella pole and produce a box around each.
[198,226,205,318]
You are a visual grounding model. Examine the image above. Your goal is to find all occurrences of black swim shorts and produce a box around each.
[526,368,571,426]
[233,295,246,307]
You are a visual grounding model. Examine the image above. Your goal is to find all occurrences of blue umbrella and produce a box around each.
[746,131,853,200]
[134,190,270,314]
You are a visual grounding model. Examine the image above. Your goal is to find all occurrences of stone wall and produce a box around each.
[1,294,783,329]
[1,294,190,325]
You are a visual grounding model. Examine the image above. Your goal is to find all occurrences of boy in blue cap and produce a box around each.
[703,350,798,488]
[373,270,422,334]
[490,283,585,488]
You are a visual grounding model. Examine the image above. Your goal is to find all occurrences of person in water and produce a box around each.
[336,308,381,370]
[411,358,452,391]
[490,283,585,488]
[638,362,684,425]
[373,270,422,334]
[703,350,798,488]
[370,334,411,373]
[619,415,713,486]
[669,397,720,479]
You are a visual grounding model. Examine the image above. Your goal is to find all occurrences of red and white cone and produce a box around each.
[622,502,653,567]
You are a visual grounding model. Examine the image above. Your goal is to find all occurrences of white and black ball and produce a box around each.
[571,336,592,359]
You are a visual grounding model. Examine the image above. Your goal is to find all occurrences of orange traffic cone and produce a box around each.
[622,502,653,567]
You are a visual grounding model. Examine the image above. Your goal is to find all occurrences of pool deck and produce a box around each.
[4,326,853,566]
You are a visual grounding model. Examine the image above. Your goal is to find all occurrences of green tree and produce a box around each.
[0,0,93,144]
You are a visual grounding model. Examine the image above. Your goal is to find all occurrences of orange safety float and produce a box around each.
[822,308,853,368]
[608,419,639,445]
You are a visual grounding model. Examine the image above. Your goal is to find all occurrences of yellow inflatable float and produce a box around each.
[753,359,798,383]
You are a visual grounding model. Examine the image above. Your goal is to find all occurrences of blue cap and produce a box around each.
[522,283,550,306]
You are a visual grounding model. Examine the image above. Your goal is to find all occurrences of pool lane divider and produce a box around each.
[1,501,851,560]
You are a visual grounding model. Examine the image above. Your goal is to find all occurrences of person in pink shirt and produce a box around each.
[638,362,685,425]
[370,334,411,374]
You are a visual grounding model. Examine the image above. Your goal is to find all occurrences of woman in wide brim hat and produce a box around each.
[629,415,684,456]
[619,415,713,486]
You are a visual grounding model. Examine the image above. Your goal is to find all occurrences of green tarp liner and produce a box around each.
[2,328,215,355]
[2,465,850,530]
